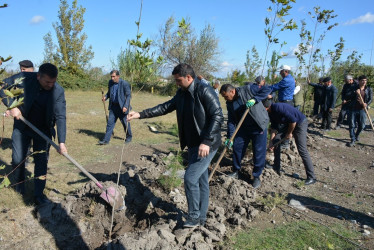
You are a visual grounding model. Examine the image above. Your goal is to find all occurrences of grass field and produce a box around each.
[0,90,371,248]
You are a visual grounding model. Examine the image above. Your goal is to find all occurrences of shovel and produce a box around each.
[101,88,114,137]
[358,92,374,131]
[19,116,125,210]
[209,108,250,182]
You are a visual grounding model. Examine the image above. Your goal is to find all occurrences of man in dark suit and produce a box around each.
[320,77,338,131]
[99,70,132,145]
[1,63,67,205]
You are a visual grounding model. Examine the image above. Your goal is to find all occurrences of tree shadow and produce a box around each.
[0,137,12,150]
[287,193,374,228]
[77,129,123,141]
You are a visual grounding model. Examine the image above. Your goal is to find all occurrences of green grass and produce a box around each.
[257,193,287,212]
[225,220,361,250]
[0,91,178,206]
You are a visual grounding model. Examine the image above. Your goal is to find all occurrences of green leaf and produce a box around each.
[0,165,5,170]
[3,89,14,98]
[0,177,11,189]
[14,77,25,85]
[8,97,24,109]
[327,242,334,249]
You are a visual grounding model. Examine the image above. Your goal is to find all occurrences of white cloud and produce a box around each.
[344,12,374,25]
[30,15,45,24]
[221,61,232,67]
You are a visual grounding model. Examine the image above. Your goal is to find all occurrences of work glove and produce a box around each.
[224,139,233,149]
[246,99,256,108]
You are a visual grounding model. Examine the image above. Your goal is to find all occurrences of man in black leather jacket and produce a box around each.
[127,63,223,228]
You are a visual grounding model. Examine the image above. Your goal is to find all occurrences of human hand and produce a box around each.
[8,108,21,120]
[127,111,140,121]
[224,139,233,149]
[246,99,255,108]
[267,142,274,152]
[198,144,210,158]
[329,108,333,112]
[102,97,106,102]
[285,133,293,140]
[59,143,67,155]
[122,107,127,113]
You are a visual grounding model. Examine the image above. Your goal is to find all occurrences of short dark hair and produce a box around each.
[38,63,58,78]
[263,98,273,108]
[172,63,196,79]
[110,70,120,75]
[358,75,367,81]
[219,83,235,94]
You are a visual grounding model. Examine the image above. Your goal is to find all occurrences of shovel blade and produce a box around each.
[100,186,125,210]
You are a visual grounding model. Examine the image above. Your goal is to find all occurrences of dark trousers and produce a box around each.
[336,106,349,126]
[273,119,315,179]
[349,109,366,141]
[313,101,322,117]
[12,127,51,197]
[321,109,332,129]
[232,128,267,178]
[103,103,132,142]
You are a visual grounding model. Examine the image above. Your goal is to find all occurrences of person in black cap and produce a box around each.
[320,77,338,131]
[19,60,34,72]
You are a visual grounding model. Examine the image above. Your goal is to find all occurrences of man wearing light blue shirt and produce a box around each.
[269,65,295,106]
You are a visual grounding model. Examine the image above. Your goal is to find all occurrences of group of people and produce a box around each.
[2,59,367,230]
[309,74,372,147]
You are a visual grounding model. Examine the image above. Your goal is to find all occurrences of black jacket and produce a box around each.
[105,78,131,113]
[341,82,358,108]
[139,79,223,150]
[0,72,66,143]
[322,84,338,111]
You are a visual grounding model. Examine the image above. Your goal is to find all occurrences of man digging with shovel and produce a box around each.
[1,63,67,205]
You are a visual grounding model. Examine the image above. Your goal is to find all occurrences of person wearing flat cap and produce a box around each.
[19,60,34,72]
[320,77,338,131]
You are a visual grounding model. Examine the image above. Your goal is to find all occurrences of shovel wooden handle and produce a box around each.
[209,108,250,182]
[19,116,104,190]
[357,92,374,131]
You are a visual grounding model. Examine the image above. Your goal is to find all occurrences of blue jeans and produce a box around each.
[349,109,366,141]
[103,104,132,142]
[12,127,51,197]
[184,146,217,220]
[232,128,267,178]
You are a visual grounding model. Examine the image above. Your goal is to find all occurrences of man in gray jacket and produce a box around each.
[220,83,271,189]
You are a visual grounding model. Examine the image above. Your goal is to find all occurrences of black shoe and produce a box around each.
[183,218,200,228]
[252,177,261,189]
[34,195,51,206]
[335,125,341,129]
[305,178,316,185]
[125,138,132,143]
[348,141,355,147]
[98,140,109,145]
[228,171,239,179]
[355,137,360,142]
[323,128,331,132]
